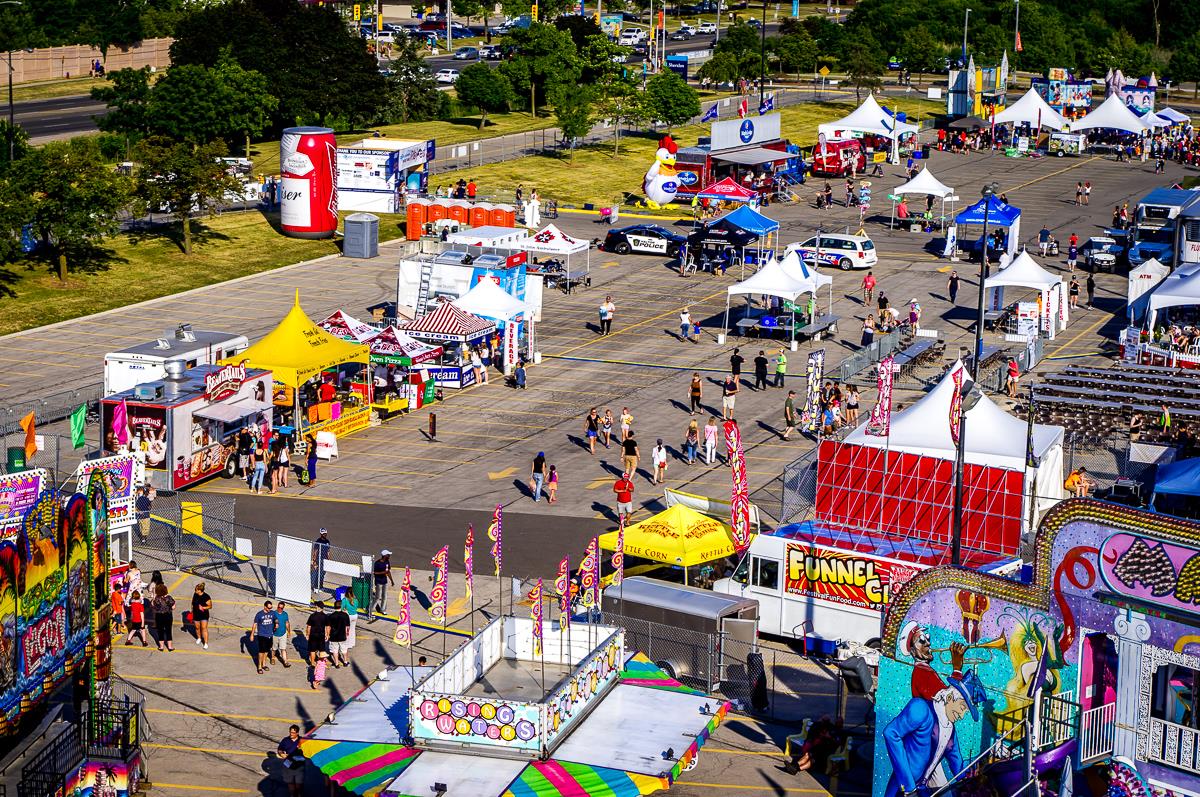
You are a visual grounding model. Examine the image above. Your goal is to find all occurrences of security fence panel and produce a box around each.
[274,533,315,604]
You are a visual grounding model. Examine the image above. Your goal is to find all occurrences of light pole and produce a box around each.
[758,0,767,107]
[961,7,971,66]
[3,0,24,165]
[973,182,999,373]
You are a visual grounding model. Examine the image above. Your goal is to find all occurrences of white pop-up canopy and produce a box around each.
[1157,108,1191,125]
[451,277,533,374]
[1127,257,1171,321]
[1141,112,1173,129]
[843,361,1066,519]
[890,167,958,228]
[983,250,1069,336]
[1070,94,1149,134]
[721,252,833,337]
[817,94,919,162]
[1146,266,1200,330]
[524,223,591,285]
[990,87,1068,130]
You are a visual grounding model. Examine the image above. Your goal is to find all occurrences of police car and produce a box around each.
[602,224,686,257]
[784,233,878,271]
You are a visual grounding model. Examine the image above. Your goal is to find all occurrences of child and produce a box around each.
[311,650,328,689]
[547,465,558,504]
[111,585,126,634]
[124,590,148,646]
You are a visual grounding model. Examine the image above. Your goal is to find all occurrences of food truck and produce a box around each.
[104,324,248,396]
[100,361,274,490]
[808,138,868,177]
[673,113,806,201]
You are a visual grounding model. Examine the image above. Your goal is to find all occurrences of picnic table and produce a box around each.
[983,309,1011,331]
[794,314,839,341]
[892,339,937,369]
[735,315,798,339]
[1041,383,1200,411]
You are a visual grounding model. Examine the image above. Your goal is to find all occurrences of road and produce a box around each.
[11,93,107,143]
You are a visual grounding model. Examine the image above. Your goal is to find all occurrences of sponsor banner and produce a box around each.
[784,542,920,611]
[0,470,45,538]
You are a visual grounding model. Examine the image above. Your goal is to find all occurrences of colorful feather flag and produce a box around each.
[579,538,598,607]
[464,524,474,601]
[393,567,412,647]
[555,555,570,630]
[530,578,544,657]
[430,546,449,624]
[611,518,625,586]
[950,366,965,446]
[724,421,752,552]
[488,504,503,576]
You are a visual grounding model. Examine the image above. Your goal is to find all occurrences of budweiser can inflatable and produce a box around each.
[280,126,338,239]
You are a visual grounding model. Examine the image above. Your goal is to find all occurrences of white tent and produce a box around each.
[721,254,833,338]
[990,87,1068,131]
[817,94,919,163]
[983,250,1069,337]
[843,361,1066,520]
[1157,108,1191,125]
[451,277,532,374]
[1141,112,1173,129]
[445,225,530,249]
[889,167,958,229]
[1128,257,1171,321]
[1146,267,1200,330]
[1070,94,1149,134]
[524,223,591,286]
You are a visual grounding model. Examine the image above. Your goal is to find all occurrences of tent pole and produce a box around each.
[723,295,731,339]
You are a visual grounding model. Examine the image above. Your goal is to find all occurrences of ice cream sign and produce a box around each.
[204,363,247,401]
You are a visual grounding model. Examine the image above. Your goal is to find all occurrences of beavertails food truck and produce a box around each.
[100,361,273,490]
[714,522,1022,653]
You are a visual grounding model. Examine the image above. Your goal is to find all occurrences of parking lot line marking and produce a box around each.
[545,355,729,373]
[145,743,263,758]
[704,748,787,756]
[123,675,313,693]
[1003,155,1102,194]
[488,467,518,480]
[674,781,831,793]
[151,783,250,794]
[167,572,190,592]
[146,708,299,724]
[116,645,249,660]
[1048,312,1109,356]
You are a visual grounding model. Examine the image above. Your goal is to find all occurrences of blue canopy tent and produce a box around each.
[1153,457,1200,500]
[708,205,779,269]
[954,195,1023,259]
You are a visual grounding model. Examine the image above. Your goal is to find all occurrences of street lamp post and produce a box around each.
[3,0,24,165]
[961,8,971,65]
[759,0,767,107]
[951,180,999,566]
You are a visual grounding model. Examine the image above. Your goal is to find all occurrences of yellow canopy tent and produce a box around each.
[599,503,747,568]
[222,292,369,387]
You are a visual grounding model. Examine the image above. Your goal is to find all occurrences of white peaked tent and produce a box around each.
[525,223,591,284]
[1070,94,1149,134]
[721,253,833,337]
[983,250,1069,337]
[1157,108,1191,125]
[817,94,919,162]
[1141,112,1173,129]
[991,87,1068,130]
[842,360,1066,520]
[890,167,958,228]
[1146,266,1200,330]
[451,277,533,374]
[1128,257,1171,321]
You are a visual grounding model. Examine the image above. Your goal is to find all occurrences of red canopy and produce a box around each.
[696,177,758,202]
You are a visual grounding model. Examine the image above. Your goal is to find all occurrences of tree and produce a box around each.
[579,34,630,94]
[0,121,30,170]
[501,23,579,116]
[455,63,514,128]
[1171,33,1200,98]
[596,88,648,156]
[91,66,154,159]
[378,35,449,123]
[213,50,278,157]
[20,139,132,280]
[146,63,230,143]
[697,52,742,86]
[715,21,759,59]
[643,71,700,129]
[451,0,484,25]
[898,25,942,85]
[554,15,602,50]
[772,30,818,79]
[842,35,885,101]
[551,85,595,156]
[134,137,242,256]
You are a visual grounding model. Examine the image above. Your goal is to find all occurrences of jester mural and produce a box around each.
[872,499,1200,797]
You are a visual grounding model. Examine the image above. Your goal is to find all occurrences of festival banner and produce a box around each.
[554,556,570,629]
[866,355,895,437]
[611,519,625,587]
[579,538,598,607]
[464,525,474,601]
[430,546,449,623]
[393,567,412,646]
[950,366,965,445]
[488,504,503,576]
[723,421,752,551]
[529,579,543,657]
[800,350,826,433]
[783,543,918,610]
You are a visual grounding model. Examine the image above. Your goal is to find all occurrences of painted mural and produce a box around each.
[88,473,112,696]
[66,753,141,797]
[872,500,1200,797]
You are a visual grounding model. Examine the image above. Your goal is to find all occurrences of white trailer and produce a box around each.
[104,325,248,396]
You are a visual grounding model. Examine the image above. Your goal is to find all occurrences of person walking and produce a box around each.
[191,582,212,649]
[1069,276,1080,309]
[310,651,329,689]
[546,465,559,504]
[327,600,351,668]
[1067,241,1078,272]
[1086,272,1096,308]
[341,591,357,652]
[584,408,600,454]
[651,439,668,484]
[1006,358,1020,398]
[679,308,693,341]
[151,583,176,652]
[470,348,486,385]
[601,409,614,448]
[613,472,635,524]
[619,407,633,441]
[272,601,293,668]
[722,375,739,420]
[124,590,148,646]
[1039,225,1051,257]
[908,300,922,334]
[684,420,699,464]
[729,348,744,383]
[947,270,960,304]
[1074,182,1083,206]
[768,349,784,388]
[251,600,277,673]
[753,350,769,390]
[530,451,548,502]
[598,296,615,335]
[111,585,126,636]
[372,550,394,616]
[689,373,703,415]
[305,433,318,485]
[703,417,719,464]
[782,390,797,440]
[135,487,152,543]
[621,432,641,478]
[1083,181,1091,205]
[861,271,876,304]
[305,602,328,666]
[312,528,330,593]
[277,725,306,797]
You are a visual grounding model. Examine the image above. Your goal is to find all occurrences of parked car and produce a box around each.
[1084,236,1124,272]
[435,68,460,84]
[670,24,695,40]
[453,46,479,59]
[480,44,502,59]
[697,20,717,34]
[602,224,687,257]
[785,233,878,271]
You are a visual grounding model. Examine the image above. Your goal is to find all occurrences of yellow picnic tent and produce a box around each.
[222,292,369,387]
[599,503,746,567]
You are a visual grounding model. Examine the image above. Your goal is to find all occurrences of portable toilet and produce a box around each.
[489,204,511,227]
[426,202,448,226]
[469,203,491,228]
[343,213,379,258]
[406,199,429,240]
[447,200,469,225]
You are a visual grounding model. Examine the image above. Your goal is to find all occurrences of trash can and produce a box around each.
[6,447,25,471]
[921,144,932,158]
[343,213,380,259]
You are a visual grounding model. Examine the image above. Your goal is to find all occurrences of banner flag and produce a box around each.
[723,421,752,551]
[611,518,625,586]
[19,413,35,460]
[530,579,544,657]
[701,103,718,122]
[950,366,965,445]
[430,546,449,623]
[488,504,503,576]
[393,567,412,646]
[579,538,598,607]
[800,350,826,433]
[555,555,570,629]
[866,355,895,436]
[70,405,87,450]
[464,525,474,601]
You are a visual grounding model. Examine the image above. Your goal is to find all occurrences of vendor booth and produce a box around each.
[524,223,590,290]
[889,167,958,230]
[1156,107,1191,125]
[598,503,745,587]
[817,94,919,164]
[101,362,274,490]
[673,112,805,201]
[451,277,531,376]
[1070,93,1150,135]
[1127,257,1170,321]
[1119,265,1200,369]
[402,302,496,388]
[983,250,1069,338]
[721,251,834,340]
[991,87,1069,131]
[366,326,442,414]
[221,294,371,439]
[337,138,435,214]
[825,362,1066,549]
[955,195,1022,259]
[695,177,758,203]
[708,205,778,266]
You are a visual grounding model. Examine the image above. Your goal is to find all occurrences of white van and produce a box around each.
[713,522,1022,654]
[104,325,249,396]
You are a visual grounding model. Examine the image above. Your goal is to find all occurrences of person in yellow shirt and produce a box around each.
[1064,467,1094,498]
[774,350,788,388]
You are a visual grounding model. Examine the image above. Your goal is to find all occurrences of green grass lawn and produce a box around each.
[12,76,112,103]
[0,211,405,336]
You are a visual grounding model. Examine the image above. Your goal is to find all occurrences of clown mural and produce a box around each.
[642,135,680,209]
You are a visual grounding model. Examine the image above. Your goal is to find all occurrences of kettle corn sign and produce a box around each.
[785,543,918,611]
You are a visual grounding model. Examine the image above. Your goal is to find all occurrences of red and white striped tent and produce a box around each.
[403,302,496,344]
[368,326,443,365]
[318,309,377,342]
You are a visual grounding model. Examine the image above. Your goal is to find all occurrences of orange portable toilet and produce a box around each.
[447,201,469,225]
[489,205,510,227]
[406,200,428,241]
[469,203,491,228]
[427,202,448,225]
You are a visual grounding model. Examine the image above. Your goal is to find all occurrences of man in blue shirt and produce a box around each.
[277,724,305,796]
[250,600,277,674]
[271,601,292,669]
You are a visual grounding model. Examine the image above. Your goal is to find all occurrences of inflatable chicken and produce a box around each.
[642,135,680,209]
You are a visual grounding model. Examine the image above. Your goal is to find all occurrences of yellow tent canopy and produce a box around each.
[222,292,369,387]
[599,504,747,568]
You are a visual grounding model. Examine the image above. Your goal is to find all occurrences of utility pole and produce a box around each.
[2,0,23,165]
[961,7,971,66]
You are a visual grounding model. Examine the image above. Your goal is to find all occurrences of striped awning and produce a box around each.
[300,740,420,796]
[404,303,495,340]
[503,761,668,797]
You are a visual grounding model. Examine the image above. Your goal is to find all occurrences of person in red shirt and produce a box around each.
[319,380,336,402]
[1006,358,1020,398]
[124,590,148,646]
[1068,232,1078,250]
[898,621,965,701]
[612,473,635,524]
